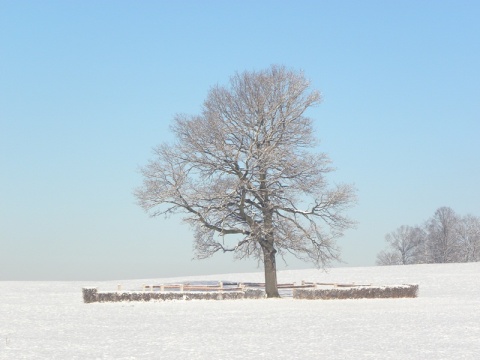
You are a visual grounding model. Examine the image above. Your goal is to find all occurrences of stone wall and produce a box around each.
[82,287,265,303]
[293,284,419,300]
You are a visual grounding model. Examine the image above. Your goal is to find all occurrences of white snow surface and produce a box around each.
[1,262,479,359]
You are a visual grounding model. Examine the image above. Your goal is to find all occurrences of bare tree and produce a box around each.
[426,207,461,263]
[377,207,480,266]
[456,214,480,262]
[376,250,401,266]
[135,65,356,297]
[382,225,425,265]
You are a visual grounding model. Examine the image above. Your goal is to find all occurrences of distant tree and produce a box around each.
[377,207,480,266]
[135,65,356,297]
[382,225,425,265]
[426,207,460,263]
[455,214,480,262]
[376,250,401,266]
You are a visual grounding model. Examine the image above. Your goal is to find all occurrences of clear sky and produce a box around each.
[1,1,479,280]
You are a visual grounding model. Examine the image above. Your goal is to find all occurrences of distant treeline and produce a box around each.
[377,207,480,265]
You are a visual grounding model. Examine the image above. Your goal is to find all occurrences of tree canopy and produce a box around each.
[136,65,357,297]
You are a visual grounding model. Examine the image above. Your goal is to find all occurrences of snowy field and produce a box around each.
[1,262,479,359]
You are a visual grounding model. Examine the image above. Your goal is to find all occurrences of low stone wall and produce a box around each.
[82,288,265,303]
[293,284,419,300]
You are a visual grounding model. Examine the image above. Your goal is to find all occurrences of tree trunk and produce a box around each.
[262,244,280,298]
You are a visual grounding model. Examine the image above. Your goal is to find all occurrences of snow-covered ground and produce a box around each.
[1,262,479,359]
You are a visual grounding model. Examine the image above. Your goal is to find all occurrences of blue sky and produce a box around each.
[1,1,479,280]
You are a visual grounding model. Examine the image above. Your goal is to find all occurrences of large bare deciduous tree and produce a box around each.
[135,65,357,297]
